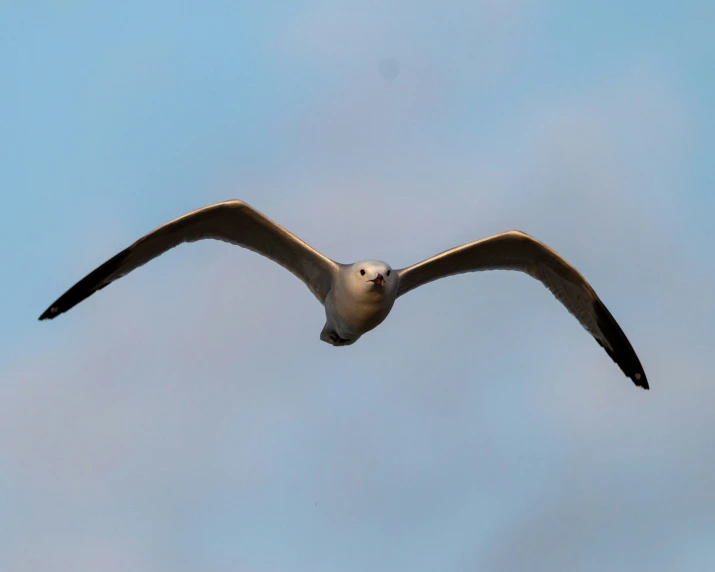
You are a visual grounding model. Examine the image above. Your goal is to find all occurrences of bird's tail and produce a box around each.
[320,323,359,346]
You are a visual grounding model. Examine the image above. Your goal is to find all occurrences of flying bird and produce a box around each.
[39,200,648,389]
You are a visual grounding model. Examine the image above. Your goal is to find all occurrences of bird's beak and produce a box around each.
[371,273,385,287]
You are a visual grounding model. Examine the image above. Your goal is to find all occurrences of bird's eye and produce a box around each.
[386,270,391,276]
[360,269,365,276]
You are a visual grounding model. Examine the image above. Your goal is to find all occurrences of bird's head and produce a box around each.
[347,260,396,298]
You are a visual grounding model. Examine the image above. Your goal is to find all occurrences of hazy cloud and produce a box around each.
[1,1,712,570]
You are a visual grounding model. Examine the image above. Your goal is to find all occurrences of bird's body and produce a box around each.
[40,200,649,389]
[322,261,397,345]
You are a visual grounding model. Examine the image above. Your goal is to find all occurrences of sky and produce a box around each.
[1,0,714,570]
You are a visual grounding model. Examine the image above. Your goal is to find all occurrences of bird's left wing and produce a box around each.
[39,200,339,320]
[396,231,648,388]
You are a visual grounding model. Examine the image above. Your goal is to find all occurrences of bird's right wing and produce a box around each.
[39,200,339,320]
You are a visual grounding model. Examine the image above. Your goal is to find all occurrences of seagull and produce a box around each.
[39,200,648,389]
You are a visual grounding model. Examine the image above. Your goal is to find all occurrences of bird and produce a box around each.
[39,200,648,389]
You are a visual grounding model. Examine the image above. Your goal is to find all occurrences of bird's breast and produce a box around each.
[327,289,393,336]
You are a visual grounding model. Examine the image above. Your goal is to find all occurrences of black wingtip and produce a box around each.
[593,299,649,390]
[38,306,61,321]
[632,371,649,390]
[37,247,131,324]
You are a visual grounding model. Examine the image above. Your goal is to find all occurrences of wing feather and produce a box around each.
[396,231,648,388]
[39,200,338,320]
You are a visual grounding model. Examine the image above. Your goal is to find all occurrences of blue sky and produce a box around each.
[1,1,714,570]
